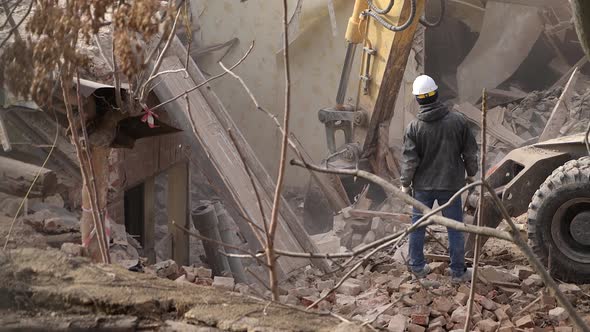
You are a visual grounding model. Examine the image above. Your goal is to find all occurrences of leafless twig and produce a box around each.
[0,0,32,49]
[140,6,183,103]
[465,88,487,331]
[149,41,254,112]
[261,0,292,302]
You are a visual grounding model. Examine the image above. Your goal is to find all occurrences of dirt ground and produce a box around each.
[0,247,365,331]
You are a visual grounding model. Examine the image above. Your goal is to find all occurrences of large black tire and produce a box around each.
[527,156,590,283]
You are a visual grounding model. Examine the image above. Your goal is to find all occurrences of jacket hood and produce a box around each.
[417,101,449,122]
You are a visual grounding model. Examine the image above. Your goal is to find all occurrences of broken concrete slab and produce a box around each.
[212,276,235,291]
[457,1,544,102]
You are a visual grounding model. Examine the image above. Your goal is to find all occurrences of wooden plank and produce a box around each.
[153,56,318,274]
[348,209,411,225]
[539,68,579,142]
[362,0,426,157]
[143,176,156,264]
[167,37,329,272]
[455,103,525,148]
[168,162,189,266]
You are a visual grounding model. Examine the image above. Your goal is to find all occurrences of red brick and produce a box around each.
[411,313,430,326]
[515,315,535,328]
[407,323,426,332]
[433,297,454,313]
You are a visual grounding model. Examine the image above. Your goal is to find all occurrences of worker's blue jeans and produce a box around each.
[409,190,466,278]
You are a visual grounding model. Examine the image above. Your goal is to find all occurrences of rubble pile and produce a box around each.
[503,88,562,140]
[455,83,590,171]
[275,250,590,332]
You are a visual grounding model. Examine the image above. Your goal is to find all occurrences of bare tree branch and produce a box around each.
[140,6,183,103]
[148,41,255,113]
[0,0,32,49]
[465,88,487,331]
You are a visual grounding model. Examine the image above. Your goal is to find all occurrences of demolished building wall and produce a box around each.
[191,0,420,187]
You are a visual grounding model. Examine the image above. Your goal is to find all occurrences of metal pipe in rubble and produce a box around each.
[213,201,248,283]
[191,203,232,277]
[336,43,357,106]
[362,0,417,32]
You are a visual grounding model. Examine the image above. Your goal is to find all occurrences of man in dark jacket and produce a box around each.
[401,75,478,283]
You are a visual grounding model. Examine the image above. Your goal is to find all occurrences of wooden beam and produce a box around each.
[166,38,330,273]
[362,0,426,158]
[168,162,189,266]
[0,156,57,197]
[348,209,411,225]
[143,176,156,264]
[154,56,317,274]
[539,68,579,142]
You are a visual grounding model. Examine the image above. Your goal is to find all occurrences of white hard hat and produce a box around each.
[412,75,438,97]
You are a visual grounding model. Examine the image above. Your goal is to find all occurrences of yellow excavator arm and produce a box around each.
[321,0,429,173]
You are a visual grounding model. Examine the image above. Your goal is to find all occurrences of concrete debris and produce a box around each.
[60,242,86,257]
[310,231,341,253]
[337,279,362,296]
[147,259,182,280]
[548,307,569,322]
[21,209,79,234]
[212,276,235,291]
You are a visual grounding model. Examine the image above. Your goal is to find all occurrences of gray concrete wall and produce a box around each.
[192,0,419,187]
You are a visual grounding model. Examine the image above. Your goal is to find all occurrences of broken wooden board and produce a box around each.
[457,1,544,102]
[153,56,325,275]
[539,68,579,142]
[454,103,525,148]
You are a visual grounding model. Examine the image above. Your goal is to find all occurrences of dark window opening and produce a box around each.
[124,183,145,246]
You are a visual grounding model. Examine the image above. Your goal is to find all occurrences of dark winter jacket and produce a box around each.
[400,101,478,191]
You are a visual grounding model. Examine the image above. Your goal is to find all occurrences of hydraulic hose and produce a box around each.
[362,0,416,32]
[419,0,445,28]
[367,0,395,15]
